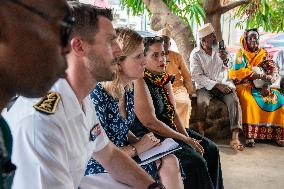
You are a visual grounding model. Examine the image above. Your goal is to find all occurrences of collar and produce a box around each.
[51,79,94,120]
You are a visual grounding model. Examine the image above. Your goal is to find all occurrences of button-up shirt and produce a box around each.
[190,46,234,90]
[4,79,109,189]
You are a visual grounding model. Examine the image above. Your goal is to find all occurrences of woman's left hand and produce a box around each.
[134,132,160,154]
[185,137,204,155]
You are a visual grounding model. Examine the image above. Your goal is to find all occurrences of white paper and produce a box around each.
[138,138,181,165]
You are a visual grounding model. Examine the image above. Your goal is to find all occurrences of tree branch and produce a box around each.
[216,0,249,14]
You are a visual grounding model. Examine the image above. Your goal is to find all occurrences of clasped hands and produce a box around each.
[215,83,232,94]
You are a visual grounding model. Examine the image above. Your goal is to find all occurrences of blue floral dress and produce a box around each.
[85,83,158,179]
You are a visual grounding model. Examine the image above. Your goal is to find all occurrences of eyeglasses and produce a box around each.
[7,0,75,47]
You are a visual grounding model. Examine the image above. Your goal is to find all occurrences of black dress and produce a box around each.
[131,76,224,189]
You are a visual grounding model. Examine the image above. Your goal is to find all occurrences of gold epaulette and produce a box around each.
[33,92,61,114]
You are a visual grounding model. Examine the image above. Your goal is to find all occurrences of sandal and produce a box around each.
[245,139,255,148]
[276,140,284,147]
[230,140,245,151]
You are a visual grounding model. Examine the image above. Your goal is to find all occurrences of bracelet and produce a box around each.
[129,144,137,157]
[147,181,166,189]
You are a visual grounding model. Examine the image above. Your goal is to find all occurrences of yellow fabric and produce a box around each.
[236,84,284,127]
[166,51,192,128]
[166,51,193,95]
[229,47,267,81]
[230,34,284,140]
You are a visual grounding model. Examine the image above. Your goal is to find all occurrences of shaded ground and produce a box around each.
[217,140,284,189]
[190,97,284,189]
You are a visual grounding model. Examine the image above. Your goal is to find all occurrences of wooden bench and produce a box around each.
[189,96,231,139]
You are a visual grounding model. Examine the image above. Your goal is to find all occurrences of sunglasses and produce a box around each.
[144,36,164,55]
[7,0,75,47]
[144,36,163,45]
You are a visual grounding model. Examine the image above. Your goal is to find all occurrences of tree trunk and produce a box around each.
[141,0,249,67]
[202,0,249,41]
[142,0,195,67]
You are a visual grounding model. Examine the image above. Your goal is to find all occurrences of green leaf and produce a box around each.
[235,0,284,32]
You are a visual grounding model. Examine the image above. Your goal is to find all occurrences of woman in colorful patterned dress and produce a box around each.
[85,28,184,189]
[229,28,284,147]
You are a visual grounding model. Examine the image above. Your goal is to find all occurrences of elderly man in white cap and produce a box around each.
[158,28,193,129]
[190,23,244,151]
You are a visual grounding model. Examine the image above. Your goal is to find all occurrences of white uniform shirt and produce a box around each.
[190,46,235,90]
[4,79,109,189]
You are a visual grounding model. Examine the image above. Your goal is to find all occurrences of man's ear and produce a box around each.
[70,37,85,56]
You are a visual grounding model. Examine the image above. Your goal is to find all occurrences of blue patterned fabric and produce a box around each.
[251,88,284,112]
[85,83,157,178]
[232,52,247,70]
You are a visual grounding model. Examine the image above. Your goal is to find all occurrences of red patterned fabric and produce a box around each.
[244,124,284,140]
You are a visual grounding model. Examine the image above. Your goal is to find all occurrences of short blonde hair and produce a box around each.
[101,28,143,99]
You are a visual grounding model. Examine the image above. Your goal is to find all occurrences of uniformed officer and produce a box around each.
[0,0,72,188]
[4,2,164,189]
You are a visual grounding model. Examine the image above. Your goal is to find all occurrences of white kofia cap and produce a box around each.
[198,23,215,38]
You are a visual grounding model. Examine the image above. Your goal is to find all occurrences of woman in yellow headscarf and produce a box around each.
[229,29,284,147]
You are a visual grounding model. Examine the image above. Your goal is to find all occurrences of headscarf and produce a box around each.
[241,28,260,52]
[229,29,268,82]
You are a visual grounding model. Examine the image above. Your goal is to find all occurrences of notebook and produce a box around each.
[137,138,182,165]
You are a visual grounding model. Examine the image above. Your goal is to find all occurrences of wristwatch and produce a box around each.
[147,181,166,189]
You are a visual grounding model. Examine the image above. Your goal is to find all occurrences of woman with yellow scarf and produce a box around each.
[229,29,284,147]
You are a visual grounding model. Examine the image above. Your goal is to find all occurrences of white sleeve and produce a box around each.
[12,115,74,189]
[79,174,133,189]
[190,52,217,90]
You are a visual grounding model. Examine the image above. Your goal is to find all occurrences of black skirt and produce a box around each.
[131,120,223,189]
